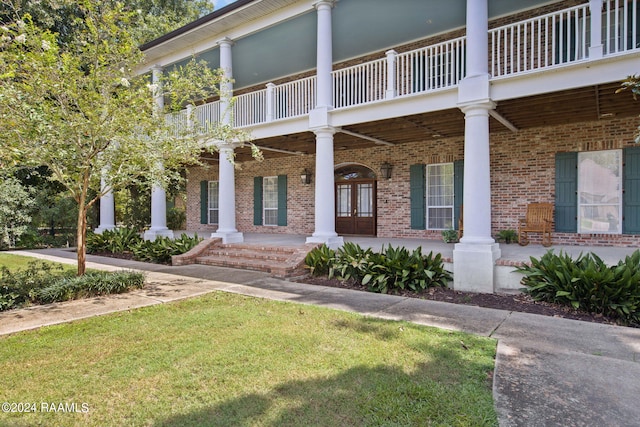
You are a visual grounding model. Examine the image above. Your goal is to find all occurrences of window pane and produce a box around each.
[428,207,453,229]
[578,150,621,233]
[337,184,351,217]
[263,177,279,226]
[208,181,219,225]
[426,163,454,229]
[357,183,373,217]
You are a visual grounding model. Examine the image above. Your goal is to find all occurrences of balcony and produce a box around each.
[167,1,639,136]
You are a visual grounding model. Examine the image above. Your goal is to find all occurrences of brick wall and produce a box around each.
[185,115,640,247]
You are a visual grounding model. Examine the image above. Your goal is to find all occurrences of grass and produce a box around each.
[0,253,77,273]
[0,252,78,273]
[0,292,498,426]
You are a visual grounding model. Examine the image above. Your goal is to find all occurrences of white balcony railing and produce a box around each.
[332,58,387,109]
[167,1,639,134]
[396,36,467,97]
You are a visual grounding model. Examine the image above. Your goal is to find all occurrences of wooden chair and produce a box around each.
[457,205,463,240]
[518,203,553,247]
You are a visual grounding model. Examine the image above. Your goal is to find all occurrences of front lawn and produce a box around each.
[0,292,498,426]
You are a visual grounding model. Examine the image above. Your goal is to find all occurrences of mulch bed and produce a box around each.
[298,276,627,327]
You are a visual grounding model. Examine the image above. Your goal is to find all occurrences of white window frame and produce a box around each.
[577,149,622,234]
[208,181,219,225]
[426,163,454,230]
[263,176,278,227]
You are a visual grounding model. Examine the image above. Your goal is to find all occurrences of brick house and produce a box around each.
[100,0,640,292]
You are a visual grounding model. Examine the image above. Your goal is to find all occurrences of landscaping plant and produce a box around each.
[0,258,144,311]
[516,250,640,325]
[305,243,452,294]
[495,229,518,244]
[87,228,201,264]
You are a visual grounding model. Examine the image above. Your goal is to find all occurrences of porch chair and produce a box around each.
[518,202,553,247]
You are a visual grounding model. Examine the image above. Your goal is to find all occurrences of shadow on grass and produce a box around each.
[155,317,497,427]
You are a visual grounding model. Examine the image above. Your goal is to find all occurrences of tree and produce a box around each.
[619,74,640,143]
[1,0,215,45]
[0,0,248,275]
[0,176,35,248]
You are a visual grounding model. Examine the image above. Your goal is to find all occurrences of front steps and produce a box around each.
[172,238,319,278]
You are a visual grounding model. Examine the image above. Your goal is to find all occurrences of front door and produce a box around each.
[336,180,376,235]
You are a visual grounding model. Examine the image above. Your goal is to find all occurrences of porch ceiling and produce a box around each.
[204,81,639,163]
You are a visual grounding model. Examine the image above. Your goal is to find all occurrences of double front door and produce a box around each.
[335,180,376,236]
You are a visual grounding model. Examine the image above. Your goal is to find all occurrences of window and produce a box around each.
[410,161,462,231]
[426,163,454,229]
[578,150,622,233]
[555,148,640,234]
[208,181,219,225]
[253,175,287,227]
[263,176,278,226]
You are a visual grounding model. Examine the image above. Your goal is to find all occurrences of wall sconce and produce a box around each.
[300,168,312,185]
[380,162,393,180]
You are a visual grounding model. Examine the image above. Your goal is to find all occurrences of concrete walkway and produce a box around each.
[2,248,640,427]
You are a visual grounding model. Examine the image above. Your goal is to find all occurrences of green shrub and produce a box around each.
[495,229,518,244]
[0,261,70,310]
[87,228,142,254]
[34,270,145,304]
[441,229,459,243]
[304,244,336,276]
[306,243,452,295]
[516,250,640,325]
[333,242,373,281]
[131,234,202,264]
[167,207,186,230]
[0,260,145,311]
[361,246,451,294]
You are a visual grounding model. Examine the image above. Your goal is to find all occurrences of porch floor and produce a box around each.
[182,231,637,267]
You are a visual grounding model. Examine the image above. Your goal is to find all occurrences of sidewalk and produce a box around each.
[2,248,640,427]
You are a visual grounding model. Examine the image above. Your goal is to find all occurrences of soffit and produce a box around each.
[217,82,639,163]
[142,0,562,83]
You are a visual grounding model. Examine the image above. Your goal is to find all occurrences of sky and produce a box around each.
[214,0,239,9]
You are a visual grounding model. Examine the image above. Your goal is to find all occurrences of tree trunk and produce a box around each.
[76,205,87,276]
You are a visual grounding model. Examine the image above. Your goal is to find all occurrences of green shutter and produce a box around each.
[623,147,640,234]
[410,164,426,229]
[555,152,577,232]
[200,181,208,225]
[454,160,464,231]
[253,177,263,226]
[277,175,287,226]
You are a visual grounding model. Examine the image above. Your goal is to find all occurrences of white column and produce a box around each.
[266,83,275,122]
[306,1,342,248]
[385,50,397,99]
[211,37,243,243]
[306,128,342,247]
[315,1,334,109]
[589,0,604,59]
[145,65,173,240]
[453,0,500,293]
[94,175,115,234]
[211,143,243,243]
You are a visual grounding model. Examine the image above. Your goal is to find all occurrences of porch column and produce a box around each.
[589,0,604,59]
[211,37,243,243]
[145,65,173,240]
[94,174,115,234]
[453,0,500,293]
[306,0,342,248]
[211,142,243,243]
[306,128,342,247]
